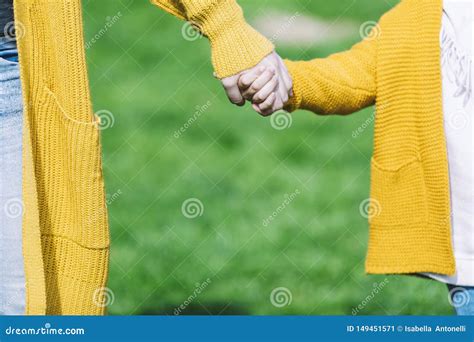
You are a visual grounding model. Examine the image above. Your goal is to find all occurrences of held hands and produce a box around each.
[221,52,293,116]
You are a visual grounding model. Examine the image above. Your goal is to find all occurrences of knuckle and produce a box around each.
[243,92,252,100]
[249,86,259,93]
[228,95,241,104]
[239,79,248,88]
[222,79,234,88]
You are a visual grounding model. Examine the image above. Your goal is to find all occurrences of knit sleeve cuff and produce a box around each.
[283,60,303,112]
[187,0,275,78]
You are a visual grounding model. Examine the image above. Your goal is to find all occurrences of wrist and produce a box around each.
[283,60,302,112]
[187,0,274,78]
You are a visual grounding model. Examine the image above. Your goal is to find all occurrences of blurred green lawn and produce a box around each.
[82,0,454,315]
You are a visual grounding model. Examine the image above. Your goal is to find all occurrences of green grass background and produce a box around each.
[82,0,454,315]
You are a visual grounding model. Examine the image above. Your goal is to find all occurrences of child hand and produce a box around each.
[237,52,293,116]
[238,67,281,116]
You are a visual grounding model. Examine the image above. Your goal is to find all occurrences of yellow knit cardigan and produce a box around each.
[14,0,274,315]
[15,0,453,315]
[144,0,456,275]
[285,0,454,276]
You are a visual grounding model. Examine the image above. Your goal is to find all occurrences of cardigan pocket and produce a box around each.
[32,85,110,249]
[368,156,428,227]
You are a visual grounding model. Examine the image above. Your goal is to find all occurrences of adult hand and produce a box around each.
[220,51,293,115]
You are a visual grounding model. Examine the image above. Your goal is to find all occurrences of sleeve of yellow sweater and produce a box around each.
[150,0,274,79]
[284,35,377,115]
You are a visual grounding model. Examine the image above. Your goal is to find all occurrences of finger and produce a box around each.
[278,57,293,93]
[279,73,291,103]
[277,75,288,104]
[253,75,278,104]
[238,66,266,90]
[281,71,293,98]
[222,75,245,106]
[252,103,264,116]
[272,96,284,113]
[226,85,245,106]
[258,92,277,116]
[242,69,276,100]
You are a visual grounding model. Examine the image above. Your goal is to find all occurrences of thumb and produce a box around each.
[221,74,245,106]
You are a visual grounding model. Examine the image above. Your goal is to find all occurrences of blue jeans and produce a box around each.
[0,37,25,315]
[448,285,474,315]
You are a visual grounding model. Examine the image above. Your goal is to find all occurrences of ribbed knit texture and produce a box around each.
[17,0,272,316]
[284,0,455,275]
[16,0,109,315]
[152,0,275,78]
[15,0,454,315]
